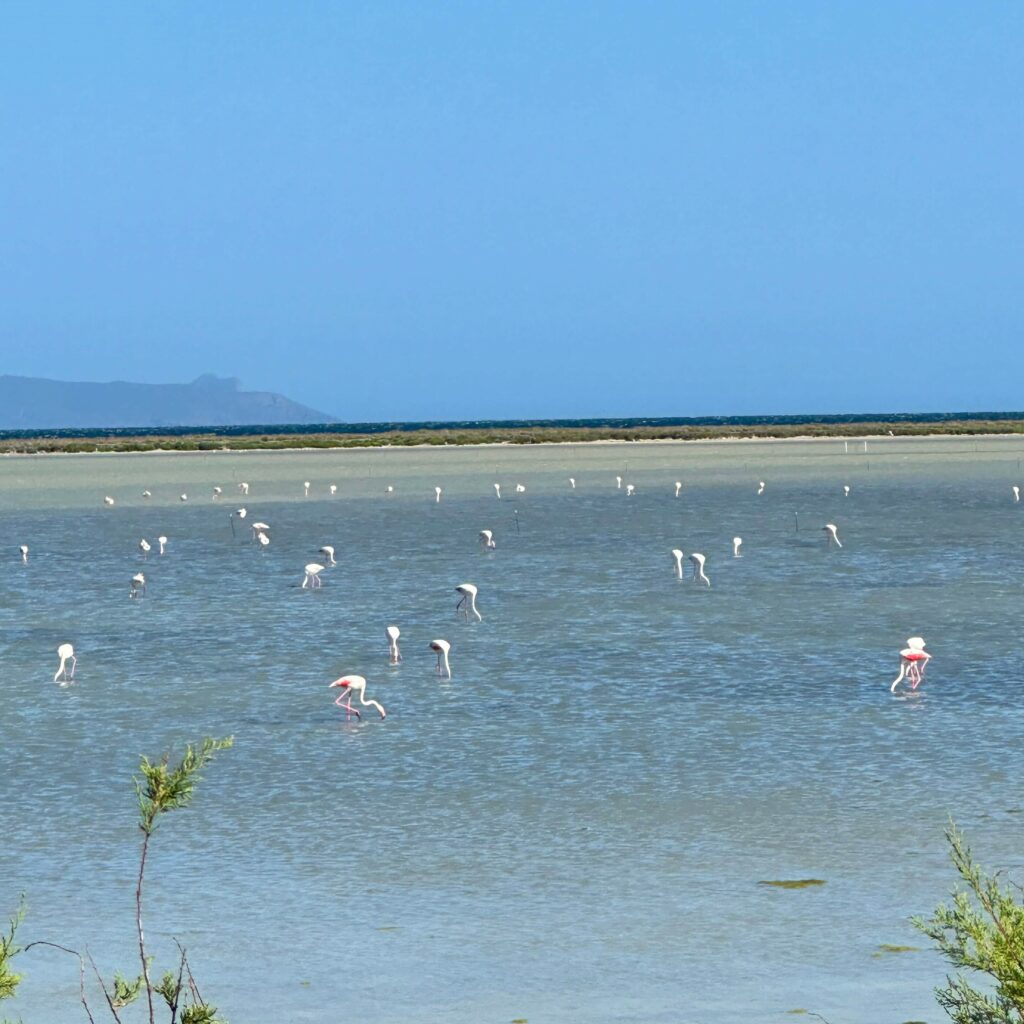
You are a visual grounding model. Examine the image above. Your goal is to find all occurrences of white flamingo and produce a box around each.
[329,675,386,719]
[823,523,842,548]
[733,537,742,558]
[455,583,482,622]
[615,476,622,489]
[304,481,311,497]
[139,538,151,557]
[675,481,682,498]
[130,572,146,598]
[843,485,851,497]
[238,482,250,495]
[19,545,28,563]
[302,563,325,589]
[479,530,496,550]
[256,531,270,549]
[158,536,167,555]
[103,496,115,506]
[386,486,394,495]
[671,548,685,580]
[330,484,338,495]
[55,643,76,683]
[319,545,337,566]
[690,553,710,587]
[569,477,576,489]
[515,483,526,494]
[250,521,269,542]
[430,639,452,679]
[435,486,442,503]
[1014,485,1020,503]
[494,483,502,500]
[386,626,401,665]
[212,486,222,500]
[757,481,765,496]
[230,507,247,536]
[142,490,152,499]
[179,493,188,502]
[625,484,635,496]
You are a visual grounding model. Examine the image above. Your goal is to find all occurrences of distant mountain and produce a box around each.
[0,374,337,430]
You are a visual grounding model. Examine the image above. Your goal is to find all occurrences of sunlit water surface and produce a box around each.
[3,437,1024,1023]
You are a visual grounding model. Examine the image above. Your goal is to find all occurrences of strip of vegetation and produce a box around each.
[5,419,1024,454]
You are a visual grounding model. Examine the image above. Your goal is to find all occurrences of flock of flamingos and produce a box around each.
[33,464,976,713]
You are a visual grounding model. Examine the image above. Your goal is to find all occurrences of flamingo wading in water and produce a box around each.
[455,583,482,621]
[891,637,931,693]
[430,639,452,679]
[823,523,842,548]
[329,675,386,719]
[302,564,325,589]
[479,530,496,550]
[671,548,685,580]
[55,643,76,682]
[690,553,710,587]
[386,626,401,665]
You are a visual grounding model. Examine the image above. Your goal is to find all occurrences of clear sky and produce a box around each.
[1,2,1021,421]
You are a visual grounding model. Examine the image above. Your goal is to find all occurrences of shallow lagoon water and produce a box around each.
[3,437,1024,1023]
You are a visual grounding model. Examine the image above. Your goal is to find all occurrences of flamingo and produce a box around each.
[103,496,115,506]
[212,486,223,500]
[757,481,765,496]
[435,486,442,503]
[230,507,247,536]
[616,476,622,489]
[238,482,250,495]
[1014,486,1020,503]
[179,493,188,502]
[304,481,311,497]
[139,538,151,557]
[158,536,167,555]
[302,563,325,589]
[329,675,387,719]
[250,522,270,542]
[494,483,502,500]
[671,548,684,580]
[329,484,337,496]
[690,553,710,587]
[386,486,394,495]
[130,572,146,598]
[142,490,152,498]
[256,531,270,549]
[569,477,576,489]
[455,583,482,622]
[733,537,743,558]
[823,523,842,548]
[386,626,401,665]
[54,643,76,683]
[891,637,931,693]
[843,485,851,497]
[625,484,635,496]
[19,545,28,563]
[515,483,526,494]
[430,639,452,679]
[675,481,682,498]
[479,530,496,550]
[319,545,337,566]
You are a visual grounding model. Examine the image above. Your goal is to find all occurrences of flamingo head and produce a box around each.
[328,679,350,690]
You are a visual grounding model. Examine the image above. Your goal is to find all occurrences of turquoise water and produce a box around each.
[3,437,1024,1023]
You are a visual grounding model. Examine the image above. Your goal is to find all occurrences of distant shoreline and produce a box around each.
[4,420,1024,455]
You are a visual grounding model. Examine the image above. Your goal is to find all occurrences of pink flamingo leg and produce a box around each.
[333,695,361,718]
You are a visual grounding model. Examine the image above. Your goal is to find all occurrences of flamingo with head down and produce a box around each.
[329,675,386,719]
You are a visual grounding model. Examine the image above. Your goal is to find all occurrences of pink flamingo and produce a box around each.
[386,625,401,664]
[55,643,76,682]
[430,639,452,678]
[891,637,931,693]
[329,675,386,719]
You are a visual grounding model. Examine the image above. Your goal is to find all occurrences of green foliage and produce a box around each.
[112,969,144,1007]
[915,824,1024,1023]
[181,1003,226,1024]
[136,737,233,836]
[0,901,24,1002]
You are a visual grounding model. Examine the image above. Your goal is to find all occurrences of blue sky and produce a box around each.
[1,3,1021,421]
